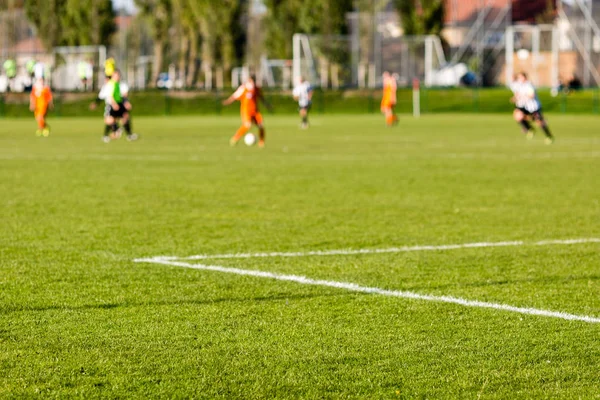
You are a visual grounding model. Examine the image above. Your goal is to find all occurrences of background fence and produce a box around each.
[2,1,600,94]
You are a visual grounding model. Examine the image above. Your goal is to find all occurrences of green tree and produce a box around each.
[61,0,116,46]
[297,0,352,36]
[264,0,353,59]
[24,0,65,49]
[263,0,302,59]
[393,0,445,36]
[135,0,172,86]
[187,0,241,85]
[24,0,115,49]
[0,0,25,9]
[172,0,197,86]
[135,0,242,87]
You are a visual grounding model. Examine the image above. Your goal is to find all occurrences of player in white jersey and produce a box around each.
[510,72,554,144]
[293,76,313,129]
[91,73,137,142]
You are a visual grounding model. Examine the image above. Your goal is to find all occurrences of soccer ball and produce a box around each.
[244,133,256,146]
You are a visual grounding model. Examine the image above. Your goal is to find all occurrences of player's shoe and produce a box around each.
[544,137,554,145]
[127,133,139,142]
[102,136,111,143]
[42,127,50,137]
[229,137,239,147]
[35,129,42,137]
[300,122,308,129]
[110,129,122,140]
[525,130,534,140]
[258,140,265,149]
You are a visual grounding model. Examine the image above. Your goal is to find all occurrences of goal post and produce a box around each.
[51,45,107,91]
[293,33,448,89]
[292,33,354,89]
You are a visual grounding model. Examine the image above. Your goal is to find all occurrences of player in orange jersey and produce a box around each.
[29,78,53,137]
[222,75,270,148]
[381,71,398,127]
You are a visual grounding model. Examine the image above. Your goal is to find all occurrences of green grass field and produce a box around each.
[1,113,599,399]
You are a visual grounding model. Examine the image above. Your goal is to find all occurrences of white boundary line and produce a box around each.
[148,238,600,261]
[133,258,600,324]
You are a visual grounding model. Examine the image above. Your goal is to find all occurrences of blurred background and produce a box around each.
[1,0,599,114]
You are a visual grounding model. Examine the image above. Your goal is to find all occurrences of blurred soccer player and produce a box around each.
[91,75,114,140]
[29,78,53,137]
[293,76,313,129]
[103,70,137,143]
[510,72,554,144]
[381,71,398,126]
[222,75,269,148]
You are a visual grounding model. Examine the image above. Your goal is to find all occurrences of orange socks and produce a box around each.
[232,125,249,142]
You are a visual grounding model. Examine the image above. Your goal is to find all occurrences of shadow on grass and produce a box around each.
[0,291,354,314]
[408,273,600,291]
[4,275,598,315]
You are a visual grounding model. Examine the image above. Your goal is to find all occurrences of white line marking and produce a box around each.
[134,258,600,324]
[153,238,600,261]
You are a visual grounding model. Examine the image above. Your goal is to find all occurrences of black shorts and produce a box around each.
[516,107,544,120]
[109,103,126,118]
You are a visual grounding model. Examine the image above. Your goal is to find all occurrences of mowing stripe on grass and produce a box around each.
[2,151,600,162]
[133,258,600,324]
[154,238,600,261]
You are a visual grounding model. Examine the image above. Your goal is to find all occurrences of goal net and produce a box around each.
[292,34,354,89]
[377,35,447,87]
[51,45,107,91]
[292,33,448,88]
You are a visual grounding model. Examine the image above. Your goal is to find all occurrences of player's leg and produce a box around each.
[108,106,123,140]
[104,115,117,143]
[41,110,50,136]
[390,103,398,125]
[109,119,122,139]
[385,108,394,126]
[381,103,394,126]
[121,111,138,141]
[34,111,44,136]
[513,108,533,137]
[102,105,113,141]
[255,113,265,148]
[299,107,308,129]
[230,116,251,146]
[533,112,554,144]
[34,107,49,136]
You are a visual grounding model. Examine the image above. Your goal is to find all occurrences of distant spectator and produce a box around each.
[78,60,94,91]
[3,59,16,91]
[568,75,582,91]
[558,74,583,94]
[26,60,36,78]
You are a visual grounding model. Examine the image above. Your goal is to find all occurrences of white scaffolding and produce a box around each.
[505,25,560,88]
[557,0,600,86]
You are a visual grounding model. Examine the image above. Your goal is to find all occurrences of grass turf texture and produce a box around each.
[3,87,600,117]
[1,114,599,398]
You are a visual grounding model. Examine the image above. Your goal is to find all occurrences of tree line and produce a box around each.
[6,0,445,86]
